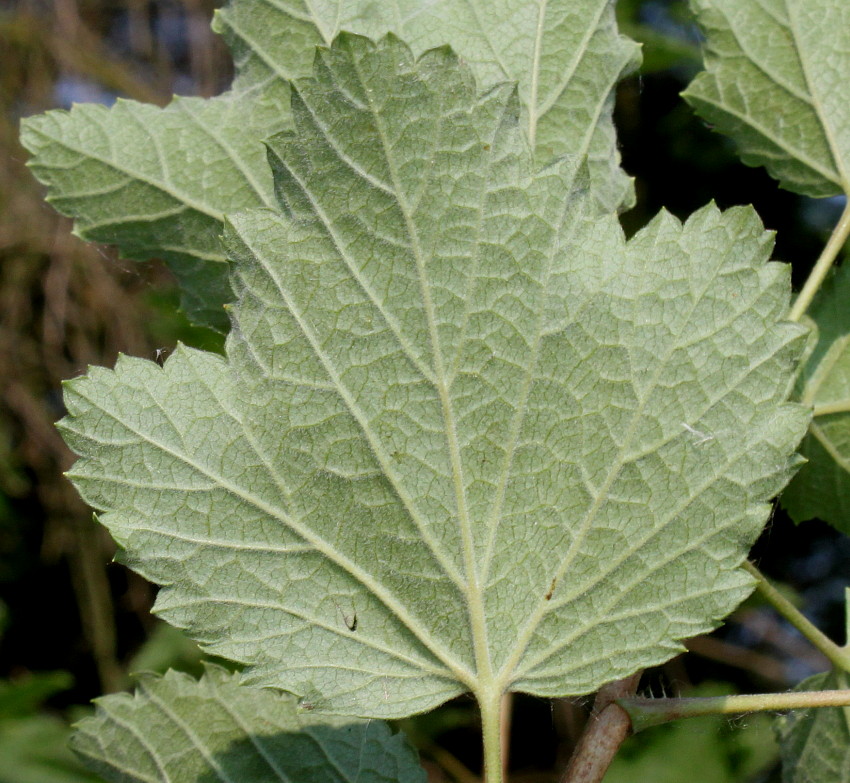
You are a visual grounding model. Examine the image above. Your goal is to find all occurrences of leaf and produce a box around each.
[341,0,640,211]
[20,0,329,331]
[0,671,74,719]
[782,265,850,533]
[683,0,850,197]
[0,716,103,783]
[775,588,850,783]
[616,0,702,76]
[0,673,100,783]
[71,666,425,783]
[59,35,809,718]
[22,0,638,330]
[776,670,850,782]
[0,715,102,783]
[21,84,278,334]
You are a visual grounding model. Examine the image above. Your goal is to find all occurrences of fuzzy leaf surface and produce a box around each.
[22,0,637,331]
[782,266,850,533]
[72,667,425,783]
[60,35,808,718]
[684,0,850,197]
[342,0,640,211]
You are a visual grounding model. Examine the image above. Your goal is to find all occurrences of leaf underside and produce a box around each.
[340,0,640,212]
[783,265,850,534]
[21,0,637,330]
[72,667,426,783]
[684,0,850,197]
[60,35,808,718]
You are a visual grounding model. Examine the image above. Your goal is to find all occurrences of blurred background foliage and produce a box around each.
[0,1,847,781]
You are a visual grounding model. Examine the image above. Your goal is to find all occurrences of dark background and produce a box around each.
[0,1,847,780]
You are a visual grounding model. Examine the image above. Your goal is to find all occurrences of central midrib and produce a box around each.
[351,53,497,693]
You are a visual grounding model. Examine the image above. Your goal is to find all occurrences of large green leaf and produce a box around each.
[72,667,425,783]
[59,35,808,718]
[684,0,850,197]
[782,265,850,533]
[22,0,637,330]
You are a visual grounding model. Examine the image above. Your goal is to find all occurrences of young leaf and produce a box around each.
[782,265,850,533]
[684,0,850,197]
[59,35,808,718]
[22,0,639,331]
[72,666,425,783]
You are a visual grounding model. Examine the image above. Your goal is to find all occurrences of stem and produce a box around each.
[68,510,123,693]
[813,399,850,417]
[500,692,513,778]
[788,199,850,323]
[744,561,850,671]
[559,673,641,783]
[619,688,850,733]
[480,691,504,783]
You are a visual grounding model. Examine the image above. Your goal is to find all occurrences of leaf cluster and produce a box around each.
[18,1,850,781]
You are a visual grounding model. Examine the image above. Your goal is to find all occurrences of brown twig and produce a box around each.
[558,673,641,783]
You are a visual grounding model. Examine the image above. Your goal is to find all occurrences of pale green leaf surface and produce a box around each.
[776,670,850,782]
[684,0,850,197]
[22,96,280,331]
[22,0,637,331]
[339,0,640,211]
[60,36,809,718]
[782,265,850,533]
[71,666,425,783]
